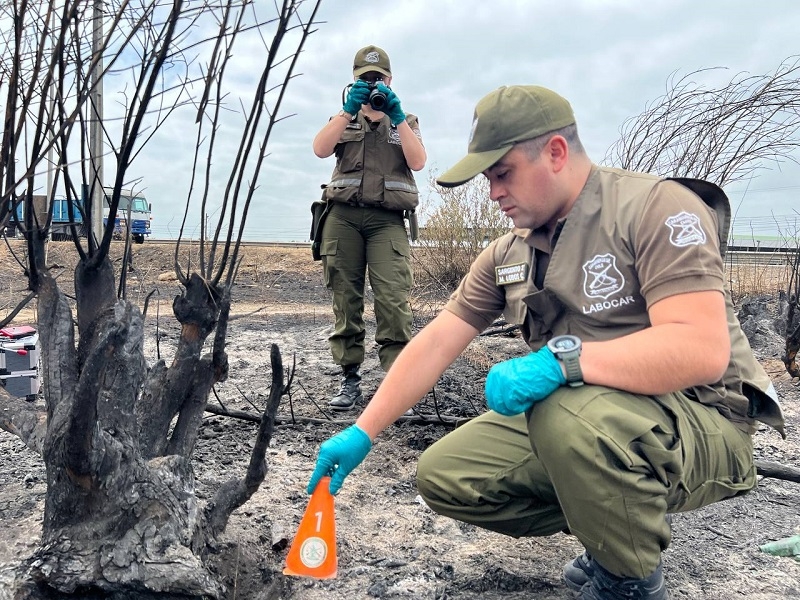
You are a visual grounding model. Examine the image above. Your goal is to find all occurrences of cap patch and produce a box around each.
[468,117,479,145]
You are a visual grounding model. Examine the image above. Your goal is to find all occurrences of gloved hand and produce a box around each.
[307,424,372,495]
[485,346,566,416]
[342,80,370,115]
[376,83,406,126]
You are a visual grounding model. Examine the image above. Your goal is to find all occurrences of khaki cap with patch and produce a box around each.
[437,85,576,188]
[353,45,392,78]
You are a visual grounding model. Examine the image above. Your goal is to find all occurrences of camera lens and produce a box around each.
[368,86,387,111]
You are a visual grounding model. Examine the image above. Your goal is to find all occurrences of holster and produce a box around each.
[405,209,419,242]
[310,186,331,261]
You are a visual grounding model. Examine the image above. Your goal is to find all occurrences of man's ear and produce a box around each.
[547,135,569,172]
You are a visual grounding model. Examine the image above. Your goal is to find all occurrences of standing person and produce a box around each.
[312,44,426,411]
[306,85,785,598]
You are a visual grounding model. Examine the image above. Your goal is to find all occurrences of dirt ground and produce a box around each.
[0,240,799,600]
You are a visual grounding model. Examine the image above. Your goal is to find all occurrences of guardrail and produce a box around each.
[727,248,797,266]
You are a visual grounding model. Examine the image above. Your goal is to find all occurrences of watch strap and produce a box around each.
[562,352,583,387]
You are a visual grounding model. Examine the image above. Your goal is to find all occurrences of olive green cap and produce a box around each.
[437,85,576,187]
[353,45,391,78]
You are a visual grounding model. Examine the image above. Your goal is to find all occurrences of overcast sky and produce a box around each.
[128,0,800,243]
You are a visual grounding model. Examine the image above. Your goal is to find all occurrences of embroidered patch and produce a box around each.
[495,262,528,285]
[468,117,479,144]
[388,128,402,145]
[582,254,625,300]
[665,211,707,247]
[365,51,380,64]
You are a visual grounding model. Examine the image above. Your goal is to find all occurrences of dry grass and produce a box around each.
[725,262,793,300]
[2,239,795,326]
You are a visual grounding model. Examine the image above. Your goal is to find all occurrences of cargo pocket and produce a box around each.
[321,238,339,288]
[390,238,412,290]
[655,393,756,512]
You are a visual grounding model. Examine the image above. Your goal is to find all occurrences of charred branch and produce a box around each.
[202,344,286,541]
[74,256,117,367]
[138,274,225,459]
[36,273,78,420]
[0,393,47,454]
[756,459,800,483]
[167,287,232,458]
[166,355,216,458]
[0,289,36,331]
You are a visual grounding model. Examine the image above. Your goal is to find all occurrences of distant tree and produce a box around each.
[605,56,800,187]
[415,171,511,295]
[0,0,321,597]
[605,56,800,381]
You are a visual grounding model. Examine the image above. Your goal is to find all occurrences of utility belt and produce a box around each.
[330,199,419,241]
[332,198,403,213]
[310,187,418,261]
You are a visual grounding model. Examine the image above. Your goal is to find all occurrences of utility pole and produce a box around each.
[89,0,104,245]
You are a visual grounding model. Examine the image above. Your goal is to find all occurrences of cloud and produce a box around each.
[103,0,800,241]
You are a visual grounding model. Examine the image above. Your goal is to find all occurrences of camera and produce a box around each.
[367,82,388,111]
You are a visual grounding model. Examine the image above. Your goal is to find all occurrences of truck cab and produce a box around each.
[103,188,152,244]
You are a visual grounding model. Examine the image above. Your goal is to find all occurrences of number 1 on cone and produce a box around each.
[283,476,338,579]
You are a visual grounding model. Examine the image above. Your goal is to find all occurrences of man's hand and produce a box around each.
[307,424,372,495]
[342,81,370,115]
[485,347,567,416]
[377,84,406,126]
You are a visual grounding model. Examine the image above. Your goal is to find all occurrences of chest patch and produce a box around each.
[665,211,706,247]
[388,128,402,145]
[495,262,528,286]
[583,253,625,300]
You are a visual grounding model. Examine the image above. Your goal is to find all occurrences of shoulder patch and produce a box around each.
[665,211,707,247]
[495,262,528,286]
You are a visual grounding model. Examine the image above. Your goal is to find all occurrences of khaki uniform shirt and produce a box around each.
[445,166,784,436]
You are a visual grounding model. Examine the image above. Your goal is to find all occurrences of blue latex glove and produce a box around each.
[377,83,406,126]
[342,80,370,115]
[485,347,567,416]
[307,424,372,495]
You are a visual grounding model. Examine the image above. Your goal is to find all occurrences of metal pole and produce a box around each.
[90,0,104,245]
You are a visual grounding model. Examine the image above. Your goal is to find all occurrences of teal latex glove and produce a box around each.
[377,83,406,126]
[485,347,566,416]
[343,81,370,115]
[307,424,372,495]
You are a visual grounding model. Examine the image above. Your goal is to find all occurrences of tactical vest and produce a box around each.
[324,112,419,211]
[492,166,784,436]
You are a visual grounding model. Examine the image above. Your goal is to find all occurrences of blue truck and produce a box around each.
[103,188,152,244]
[4,191,152,243]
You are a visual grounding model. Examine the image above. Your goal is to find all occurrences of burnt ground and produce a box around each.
[0,240,799,600]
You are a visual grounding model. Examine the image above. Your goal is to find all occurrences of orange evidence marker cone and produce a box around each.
[283,476,338,579]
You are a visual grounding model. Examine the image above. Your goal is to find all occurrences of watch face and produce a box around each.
[552,336,578,351]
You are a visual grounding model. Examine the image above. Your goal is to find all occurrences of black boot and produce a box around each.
[329,365,363,411]
[579,559,668,599]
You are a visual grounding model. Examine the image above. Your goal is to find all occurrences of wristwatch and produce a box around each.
[546,335,583,387]
[337,110,354,120]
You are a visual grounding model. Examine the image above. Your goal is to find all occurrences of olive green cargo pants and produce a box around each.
[321,203,413,371]
[416,385,756,579]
